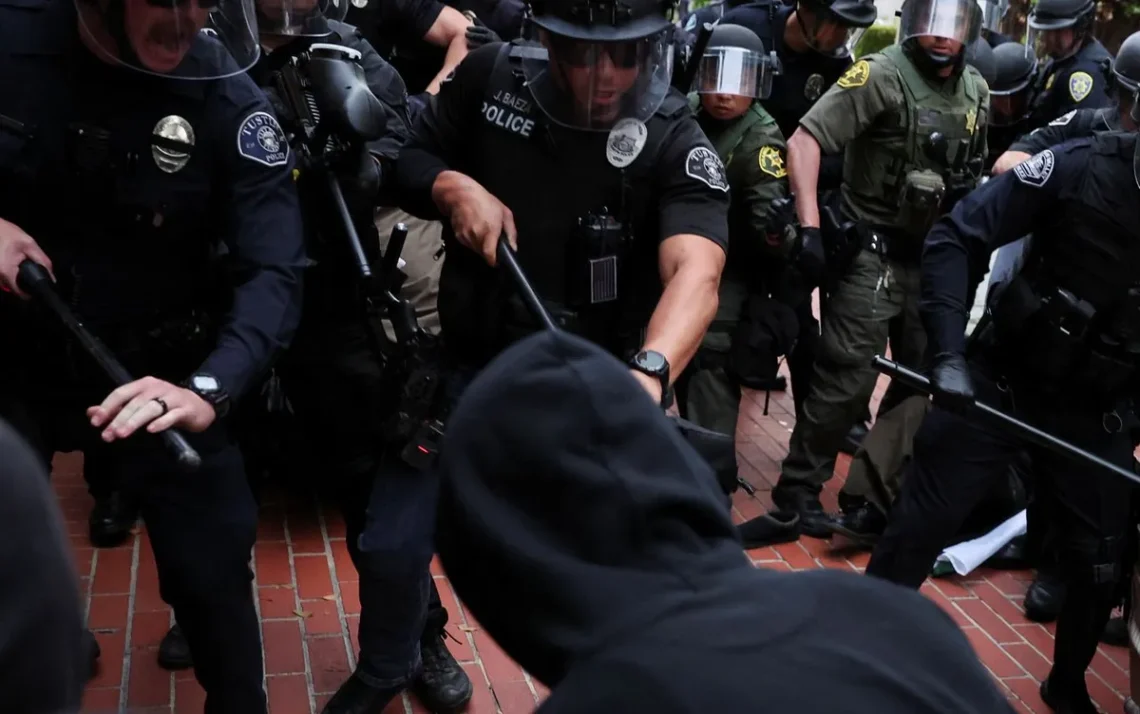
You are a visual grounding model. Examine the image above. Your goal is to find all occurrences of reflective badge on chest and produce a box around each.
[151,115,195,173]
[606,118,648,168]
[482,89,536,138]
[804,73,824,102]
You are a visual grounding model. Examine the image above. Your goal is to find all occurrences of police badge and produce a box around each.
[805,74,824,102]
[151,115,195,174]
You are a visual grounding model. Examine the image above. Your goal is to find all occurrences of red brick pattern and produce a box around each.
[62,371,1130,713]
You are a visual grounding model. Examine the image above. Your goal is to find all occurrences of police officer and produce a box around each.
[719,0,876,451]
[1025,0,1113,131]
[674,24,786,438]
[866,92,1140,714]
[769,0,988,537]
[994,30,1140,174]
[0,0,307,709]
[720,0,876,144]
[395,0,729,416]
[985,41,1039,169]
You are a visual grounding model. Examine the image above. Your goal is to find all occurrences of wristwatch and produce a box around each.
[184,373,231,418]
[630,350,671,408]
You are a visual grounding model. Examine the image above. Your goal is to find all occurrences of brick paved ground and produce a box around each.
[62,367,1131,714]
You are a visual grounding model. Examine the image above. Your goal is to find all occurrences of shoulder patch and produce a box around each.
[1068,71,1094,103]
[757,145,787,179]
[1012,150,1055,188]
[237,111,289,167]
[1050,110,1077,126]
[685,146,729,192]
[837,60,870,89]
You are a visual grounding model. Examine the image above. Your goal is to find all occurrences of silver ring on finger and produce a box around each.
[152,397,169,416]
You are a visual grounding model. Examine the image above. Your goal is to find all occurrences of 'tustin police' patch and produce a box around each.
[686,146,729,192]
[1013,149,1055,188]
[237,112,289,167]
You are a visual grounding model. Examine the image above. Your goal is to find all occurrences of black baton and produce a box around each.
[17,261,203,472]
[872,355,1139,487]
[497,240,559,332]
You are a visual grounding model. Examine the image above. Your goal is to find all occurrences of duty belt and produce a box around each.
[863,227,922,265]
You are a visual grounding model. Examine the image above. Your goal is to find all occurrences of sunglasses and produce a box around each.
[547,35,647,68]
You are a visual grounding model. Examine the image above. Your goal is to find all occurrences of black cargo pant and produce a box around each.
[0,391,266,714]
[278,317,446,688]
[866,358,1134,702]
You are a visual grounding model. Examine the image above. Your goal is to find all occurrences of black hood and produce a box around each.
[436,330,750,686]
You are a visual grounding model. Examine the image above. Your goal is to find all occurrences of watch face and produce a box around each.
[192,375,220,393]
[638,351,666,373]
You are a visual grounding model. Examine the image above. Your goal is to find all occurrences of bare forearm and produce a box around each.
[426,36,470,94]
[788,129,822,229]
[642,268,719,380]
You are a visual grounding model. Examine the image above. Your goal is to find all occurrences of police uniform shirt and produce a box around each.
[1028,38,1113,129]
[720,1,851,140]
[395,42,730,304]
[0,0,306,402]
[799,55,989,227]
[922,133,1138,358]
[347,0,449,95]
[1010,105,1115,156]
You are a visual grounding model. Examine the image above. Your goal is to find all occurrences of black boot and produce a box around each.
[837,422,869,456]
[412,631,472,713]
[157,624,193,671]
[88,492,138,548]
[772,486,836,539]
[828,502,887,548]
[1024,571,1067,623]
[320,673,403,714]
[85,629,101,680]
[1040,674,1097,714]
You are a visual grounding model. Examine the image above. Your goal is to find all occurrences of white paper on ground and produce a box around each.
[934,510,1027,577]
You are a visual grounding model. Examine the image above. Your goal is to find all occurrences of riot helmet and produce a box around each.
[1026,0,1095,61]
[523,0,676,130]
[976,0,1007,34]
[76,0,260,78]
[988,41,1037,125]
[1114,31,1140,95]
[255,0,349,36]
[964,36,996,84]
[695,24,777,100]
[794,0,877,58]
[898,0,982,72]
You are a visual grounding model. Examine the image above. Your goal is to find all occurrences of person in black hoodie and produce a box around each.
[435,329,1016,713]
[0,417,86,714]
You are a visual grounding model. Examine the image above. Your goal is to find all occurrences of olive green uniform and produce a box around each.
[776,46,989,497]
[680,98,789,435]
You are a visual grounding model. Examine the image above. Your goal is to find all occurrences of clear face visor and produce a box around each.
[1025,24,1081,61]
[695,47,773,99]
[76,0,259,79]
[798,10,859,58]
[989,89,1031,125]
[256,0,348,36]
[976,0,1007,32]
[521,29,674,131]
[899,0,981,47]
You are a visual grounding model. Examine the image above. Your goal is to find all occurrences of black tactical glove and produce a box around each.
[466,24,500,50]
[338,152,383,201]
[793,226,826,284]
[930,352,975,412]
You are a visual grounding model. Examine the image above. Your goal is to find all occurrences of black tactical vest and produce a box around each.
[996,132,1140,399]
[437,42,691,366]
